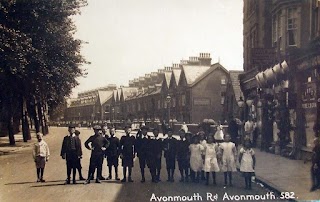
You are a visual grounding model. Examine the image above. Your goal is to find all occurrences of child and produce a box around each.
[75,130,85,180]
[163,128,177,182]
[203,135,220,185]
[177,129,190,182]
[239,140,256,190]
[120,126,135,182]
[189,135,204,182]
[219,134,237,187]
[33,133,50,182]
[153,128,163,182]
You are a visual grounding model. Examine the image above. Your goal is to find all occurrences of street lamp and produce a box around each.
[166,95,172,126]
[238,96,245,143]
[112,107,115,123]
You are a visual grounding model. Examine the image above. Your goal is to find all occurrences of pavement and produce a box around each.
[0,127,319,202]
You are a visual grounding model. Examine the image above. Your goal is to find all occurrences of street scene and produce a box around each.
[1,0,320,202]
[0,127,291,202]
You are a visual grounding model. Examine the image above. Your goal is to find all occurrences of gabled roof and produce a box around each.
[229,70,243,100]
[172,68,182,86]
[182,65,211,85]
[164,71,172,88]
[113,90,118,102]
[122,87,139,101]
[98,90,113,105]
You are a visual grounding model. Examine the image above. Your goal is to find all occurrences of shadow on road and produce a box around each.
[5,180,65,185]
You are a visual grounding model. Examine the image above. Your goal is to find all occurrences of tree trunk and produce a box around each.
[37,101,45,135]
[7,111,15,145]
[32,101,40,133]
[21,96,31,141]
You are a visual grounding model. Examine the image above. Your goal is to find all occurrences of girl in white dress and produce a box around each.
[239,140,256,190]
[219,134,237,186]
[189,135,204,182]
[214,121,224,143]
[203,135,220,185]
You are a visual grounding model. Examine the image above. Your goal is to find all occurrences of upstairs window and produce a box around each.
[287,8,298,46]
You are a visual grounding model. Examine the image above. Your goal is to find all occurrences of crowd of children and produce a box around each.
[34,124,256,190]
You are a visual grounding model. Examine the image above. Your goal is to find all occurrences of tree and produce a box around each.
[0,0,88,144]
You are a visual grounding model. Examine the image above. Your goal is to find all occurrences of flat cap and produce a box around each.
[68,124,76,128]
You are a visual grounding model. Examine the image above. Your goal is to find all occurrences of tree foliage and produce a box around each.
[0,0,88,143]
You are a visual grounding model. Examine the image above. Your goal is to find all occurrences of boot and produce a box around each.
[205,172,209,185]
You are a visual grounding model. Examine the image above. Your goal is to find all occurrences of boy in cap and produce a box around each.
[84,125,110,184]
[105,126,121,180]
[153,128,163,182]
[163,128,177,182]
[177,129,190,182]
[135,125,149,182]
[75,130,85,180]
[61,124,82,184]
[120,125,135,182]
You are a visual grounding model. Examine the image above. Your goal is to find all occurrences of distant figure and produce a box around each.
[181,122,188,133]
[228,117,239,146]
[33,133,50,182]
[244,118,255,143]
[214,121,224,143]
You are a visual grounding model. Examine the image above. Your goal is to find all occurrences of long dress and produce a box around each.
[189,144,204,172]
[239,148,255,173]
[219,142,237,172]
[203,143,220,172]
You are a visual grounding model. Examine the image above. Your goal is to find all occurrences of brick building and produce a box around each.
[240,0,320,158]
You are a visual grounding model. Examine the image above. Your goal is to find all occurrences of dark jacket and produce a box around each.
[106,135,120,157]
[135,135,149,158]
[120,135,135,158]
[163,137,177,159]
[85,134,109,155]
[61,135,82,157]
[176,139,190,160]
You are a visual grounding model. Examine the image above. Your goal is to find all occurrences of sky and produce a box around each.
[72,0,243,97]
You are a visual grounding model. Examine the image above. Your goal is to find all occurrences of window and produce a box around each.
[272,12,282,45]
[221,92,226,105]
[287,8,298,46]
[221,78,226,85]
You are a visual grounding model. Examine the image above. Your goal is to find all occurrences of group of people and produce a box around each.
[32,123,256,190]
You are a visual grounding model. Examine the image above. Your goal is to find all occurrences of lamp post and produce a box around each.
[112,107,115,124]
[166,95,172,127]
[238,96,245,144]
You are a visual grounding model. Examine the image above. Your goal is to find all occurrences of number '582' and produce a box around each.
[280,192,295,199]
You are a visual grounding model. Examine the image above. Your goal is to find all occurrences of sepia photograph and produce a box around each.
[0,0,320,201]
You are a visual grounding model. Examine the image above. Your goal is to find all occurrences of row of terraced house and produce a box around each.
[64,53,243,126]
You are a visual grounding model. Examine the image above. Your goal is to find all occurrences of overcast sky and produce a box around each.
[72,0,243,96]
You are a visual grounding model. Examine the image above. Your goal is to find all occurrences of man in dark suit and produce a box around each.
[106,126,120,180]
[163,128,177,182]
[135,126,149,183]
[84,125,110,184]
[120,126,135,182]
[60,124,83,184]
